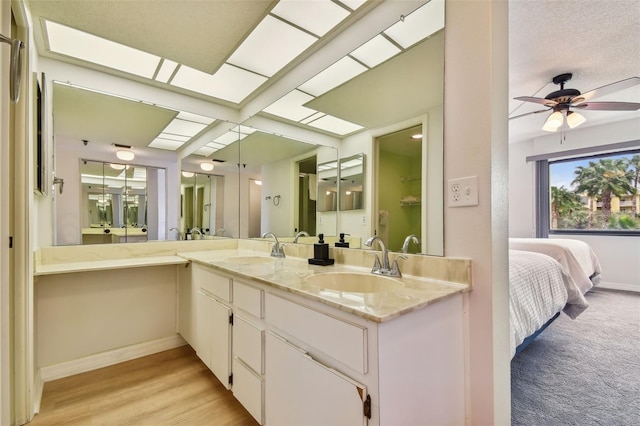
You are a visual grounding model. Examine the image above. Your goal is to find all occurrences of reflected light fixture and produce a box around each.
[566,111,586,129]
[110,163,126,170]
[254,180,262,186]
[200,162,214,172]
[115,144,135,161]
[411,133,422,140]
[181,171,195,178]
[542,110,563,132]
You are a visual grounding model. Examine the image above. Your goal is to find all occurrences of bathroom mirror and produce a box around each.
[339,153,365,211]
[317,160,338,213]
[179,171,225,238]
[76,160,165,244]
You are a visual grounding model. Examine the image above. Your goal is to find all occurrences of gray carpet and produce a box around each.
[511,287,640,426]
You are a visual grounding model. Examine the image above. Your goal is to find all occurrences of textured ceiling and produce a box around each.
[509,0,640,143]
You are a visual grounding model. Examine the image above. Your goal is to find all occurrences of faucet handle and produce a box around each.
[390,255,408,277]
[367,252,382,273]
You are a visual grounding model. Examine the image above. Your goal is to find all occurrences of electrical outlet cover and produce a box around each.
[448,176,479,207]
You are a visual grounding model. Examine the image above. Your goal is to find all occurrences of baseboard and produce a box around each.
[40,334,187,382]
[597,281,640,293]
[33,369,44,415]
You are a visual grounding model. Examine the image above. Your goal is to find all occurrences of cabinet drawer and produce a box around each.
[193,264,231,302]
[233,281,263,318]
[232,358,264,425]
[265,293,368,374]
[233,314,264,374]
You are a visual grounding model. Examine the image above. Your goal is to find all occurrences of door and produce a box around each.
[196,290,232,389]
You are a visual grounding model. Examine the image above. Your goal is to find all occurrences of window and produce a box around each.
[541,150,640,235]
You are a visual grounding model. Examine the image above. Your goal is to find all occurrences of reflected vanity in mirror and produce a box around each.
[339,153,365,211]
[78,160,166,244]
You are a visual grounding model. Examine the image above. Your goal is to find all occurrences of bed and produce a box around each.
[509,249,589,358]
[509,238,602,295]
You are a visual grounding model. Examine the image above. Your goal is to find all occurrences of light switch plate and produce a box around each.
[448,176,479,207]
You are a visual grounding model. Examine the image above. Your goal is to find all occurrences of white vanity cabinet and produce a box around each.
[231,280,265,424]
[192,263,233,389]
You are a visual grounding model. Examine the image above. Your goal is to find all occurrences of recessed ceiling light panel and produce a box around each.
[350,34,401,68]
[163,118,207,137]
[171,64,267,104]
[156,59,178,83]
[263,90,318,121]
[298,56,367,96]
[45,20,161,79]
[271,0,350,37]
[384,0,445,49]
[336,0,367,11]
[157,133,190,142]
[177,111,216,125]
[306,114,363,135]
[148,138,185,150]
[227,15,317,77]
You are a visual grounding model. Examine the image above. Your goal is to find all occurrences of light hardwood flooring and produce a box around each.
[28,345,258,425]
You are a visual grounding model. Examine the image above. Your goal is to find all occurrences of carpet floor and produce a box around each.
[511,287,640,426]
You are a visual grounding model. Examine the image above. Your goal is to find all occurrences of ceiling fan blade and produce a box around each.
[509,108,550,120]
[514,96,557,107]
[572,77,640,104]
[574,101,640,111]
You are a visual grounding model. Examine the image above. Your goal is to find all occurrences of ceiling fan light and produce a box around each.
[116,149,135,161]
[542,110,563,132]
[200,162,214,172]
[566,111,586,129]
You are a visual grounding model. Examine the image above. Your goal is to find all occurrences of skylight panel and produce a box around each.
[157,133,190,142]
[271,0,350,37]
[171,64,267,104]
[263,90,318,121]
[148,138,185,150]
[300,111,325,124]
[384,0,445,49]
[163,118,207,137]
[336,0,367,11]
[177,111,216,125]
[214,131,244,145]
[226,15,317,77]
[156,59,178,83]
[350,34,401,68]
[297,57,367,96]
[45,20,161,79]
[194,146,216,157]
[306,115,363,135]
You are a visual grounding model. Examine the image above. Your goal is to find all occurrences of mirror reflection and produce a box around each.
[317,160,338,213]
[179,171,225,240]
[339,153,365,211]
[78,160,165,244]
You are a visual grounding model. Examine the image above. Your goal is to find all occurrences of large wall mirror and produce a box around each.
[339,153,365,211]
[179,171,225,239]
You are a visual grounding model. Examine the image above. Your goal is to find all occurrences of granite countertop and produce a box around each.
[179,249,470,323]
[35,255,189,276]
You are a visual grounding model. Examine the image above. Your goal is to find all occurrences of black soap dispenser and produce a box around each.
[308,233,334,265]
[335,233,350,248]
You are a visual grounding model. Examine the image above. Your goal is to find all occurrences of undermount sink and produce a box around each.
[223,255,274,265]
[306,272,403,293]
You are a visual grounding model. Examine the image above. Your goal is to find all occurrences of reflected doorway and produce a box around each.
[297,156,317,236]
[375,125,423,253]
[248,178,262,238]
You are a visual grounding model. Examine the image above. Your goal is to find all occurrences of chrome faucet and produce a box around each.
[216,228,226,237]
[401,234,421,253]
[169,227,182,240]
[293,231,309,243]
[190,228,203,240]
[364,235,406,277]
[262,232,286,258]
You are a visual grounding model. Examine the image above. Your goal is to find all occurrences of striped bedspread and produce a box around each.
[509,250,589,358]
[509,238,602,295]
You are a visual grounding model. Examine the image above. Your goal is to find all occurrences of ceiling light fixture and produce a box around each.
[181,171,195,178]
[566,111,586,129]
[542,110,563,132]
[110,163,126,170]
[411,133,423,139]
[115,149,135,161]
[200,162,214,172]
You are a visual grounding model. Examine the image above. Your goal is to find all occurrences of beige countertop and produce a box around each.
[35,255,188,276]
[179,249,470,323]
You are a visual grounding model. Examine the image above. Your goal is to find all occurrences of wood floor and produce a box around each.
[29,345,258,426]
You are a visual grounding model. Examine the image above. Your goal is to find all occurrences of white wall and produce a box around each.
[509,117,640,290]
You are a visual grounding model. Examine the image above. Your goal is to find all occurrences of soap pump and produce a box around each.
[335,233,350,248]
[308,233,334,265]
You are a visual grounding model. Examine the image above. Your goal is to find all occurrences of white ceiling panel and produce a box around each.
[350,34,401,68]
[262,90,317,121]
[306,115,362,135]
[384,0,444,49]
[271,0,350,37]
[298,56,368,96]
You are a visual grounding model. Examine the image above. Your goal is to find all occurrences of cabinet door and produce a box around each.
[197,290,232,390]
[266,332,368,426]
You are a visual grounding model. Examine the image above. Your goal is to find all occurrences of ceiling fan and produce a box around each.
[511,73,640,132]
